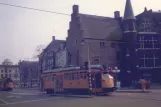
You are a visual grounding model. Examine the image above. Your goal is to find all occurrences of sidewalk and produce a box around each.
[116,89,152,93]
[13,87,41,93]
[116,87,161,93]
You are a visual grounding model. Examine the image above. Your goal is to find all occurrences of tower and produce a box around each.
[121,0,137,86]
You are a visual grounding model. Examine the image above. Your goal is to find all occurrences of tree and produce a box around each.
[13,71,19,87]
[33,45,46,59]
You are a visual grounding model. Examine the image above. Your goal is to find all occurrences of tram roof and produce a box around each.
[42,65,104,73]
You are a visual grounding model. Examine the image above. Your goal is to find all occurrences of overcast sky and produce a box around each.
[0,0,160,64]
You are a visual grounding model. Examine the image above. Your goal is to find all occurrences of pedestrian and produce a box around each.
[139,78,146,92]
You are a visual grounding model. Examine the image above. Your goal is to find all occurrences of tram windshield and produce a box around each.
[102,73,113,79]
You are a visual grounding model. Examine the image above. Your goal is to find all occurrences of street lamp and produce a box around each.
[81,40,92,96]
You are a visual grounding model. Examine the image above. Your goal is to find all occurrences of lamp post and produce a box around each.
[81,40,92,96]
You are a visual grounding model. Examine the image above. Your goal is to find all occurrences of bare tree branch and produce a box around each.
[33,45,46,59]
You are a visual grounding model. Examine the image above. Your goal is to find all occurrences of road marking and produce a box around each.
[7,95,15,98]
[0,97,63,105]
[0,99,8,104]
[10,92,45,95]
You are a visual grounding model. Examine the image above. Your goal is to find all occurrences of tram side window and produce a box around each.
[76,72,80,80]
[47,76,49,81]
[72,73,75,80]
[80,72,87,79]
[64,73,66,80]
[64,73,69,80]
[44,76,47,81]
[52,76,56,81]
[74,73,78,80]
[76,72,80,79]
[66,73,71,80]
[60,75,63,80]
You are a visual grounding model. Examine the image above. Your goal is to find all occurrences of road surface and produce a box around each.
[0,88,161,107]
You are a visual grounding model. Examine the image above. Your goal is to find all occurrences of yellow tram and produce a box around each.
[41,65,115,95]
[0,78,14,91]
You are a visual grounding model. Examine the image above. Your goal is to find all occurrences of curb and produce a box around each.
[50,94,94,98]
[116,90,152,93]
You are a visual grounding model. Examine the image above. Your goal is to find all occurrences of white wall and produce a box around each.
[55,49,67,68]
[0,66,20,81]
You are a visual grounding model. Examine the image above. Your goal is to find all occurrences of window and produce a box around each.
[80,72,87,79]
[116,51,120,61]
[72,73,75,80]
[100,42,105,48]
[153,54,159,67]
[1,74,3,78]
[5,74,7,78]
[68,52,72,64]
[75,39,78,45]
[9,74,11,78]
[1,70,3,73]
[140,53,159,67]
[76,72,80,80]
[111,43,116,48]
[76,51,79,65]
[66,73,71,80]
[9,70,11,72]
[139,18,153,32]
[93,59,99,64]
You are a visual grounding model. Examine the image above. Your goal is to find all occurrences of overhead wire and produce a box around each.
[0,2,118,22]
[0,2,161,45]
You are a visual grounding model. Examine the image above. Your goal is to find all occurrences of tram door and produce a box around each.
[53,75,57,94]
[54,75,63,93]
[95,72,102,88]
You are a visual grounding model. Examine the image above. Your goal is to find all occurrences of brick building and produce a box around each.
[119,0,161,86]
[67,0,161,86]
[66,5,121,68]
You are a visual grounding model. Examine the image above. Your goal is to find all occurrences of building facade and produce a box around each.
[119,0,161,86]
[39,36,67,73]
[0,59,20,84]
[66,5,121,68]
[67,0,161,86]
[55,44,67,68]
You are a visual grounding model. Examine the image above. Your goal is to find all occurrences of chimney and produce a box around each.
[114,11,120,19]
[144,7,147,12]
[52,36,55,41]
[73,5,79,14]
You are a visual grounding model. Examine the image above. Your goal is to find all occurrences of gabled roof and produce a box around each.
[136,10,161,24]
[123,0,136,20]
[39,39,66,59]
[78,14,122,40]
